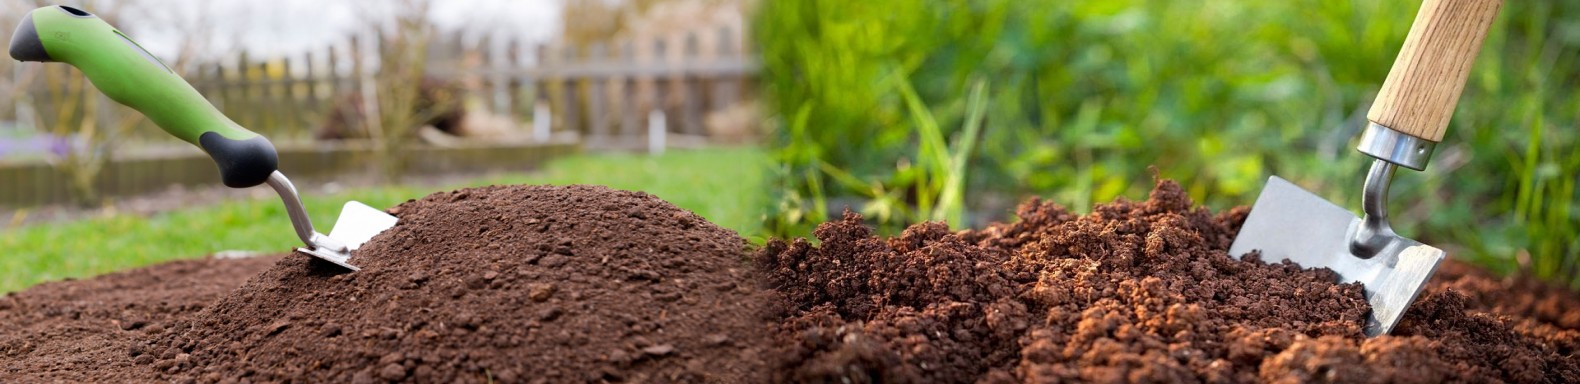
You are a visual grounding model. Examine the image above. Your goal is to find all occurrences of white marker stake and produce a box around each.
[648,108,666,155]
[533,102,551,143]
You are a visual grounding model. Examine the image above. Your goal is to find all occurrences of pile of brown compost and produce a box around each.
[3,179,1577,383]
[145,185,772,383]
[757,179,1580,383]
[0,255,282,382]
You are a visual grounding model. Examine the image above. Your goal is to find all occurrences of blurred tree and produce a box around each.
[562,0,626,47]
[14,0,147,206]
[364,0,445,182]
[1,1,32,122]
[561,0,750,48]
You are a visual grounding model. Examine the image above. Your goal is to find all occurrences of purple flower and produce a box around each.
[48,135,72,157]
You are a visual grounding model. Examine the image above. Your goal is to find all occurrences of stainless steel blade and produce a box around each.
[326,201,398,249]
[1229,176,1445,337]
[296,201,398,271]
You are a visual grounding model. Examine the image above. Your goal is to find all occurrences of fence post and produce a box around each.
[325,43,341,106]
[649,38,670,141]
[260,58,280,137]
[681,32,703,135]
[585,43,609,142]
[352,33,382,140]
[559,44,581,136]
[712,25,742,123]
[534,44,553,141]
[619,40,640,143]
[280,56,301,139]
[231,51,252,130]
[506,39,525,121]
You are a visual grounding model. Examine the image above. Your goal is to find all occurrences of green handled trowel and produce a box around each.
[9,5,396,271]
[1230,0,1502,336]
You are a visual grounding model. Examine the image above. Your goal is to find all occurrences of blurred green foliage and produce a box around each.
[756,0,1580,287]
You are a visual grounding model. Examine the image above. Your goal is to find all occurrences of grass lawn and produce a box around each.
[1,147,769,293]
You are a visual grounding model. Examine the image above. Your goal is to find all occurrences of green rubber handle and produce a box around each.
[9,5,277,188]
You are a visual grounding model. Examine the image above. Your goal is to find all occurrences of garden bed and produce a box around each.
[2,181,1576,382]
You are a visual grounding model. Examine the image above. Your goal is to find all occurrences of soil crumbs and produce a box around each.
[759,179,1580,383]
[0,255,282,382]
[127,185,772,383]
[4,179,1579,383]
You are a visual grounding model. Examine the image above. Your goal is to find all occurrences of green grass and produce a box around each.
[757,0,1580,287]
[0,147,769,293]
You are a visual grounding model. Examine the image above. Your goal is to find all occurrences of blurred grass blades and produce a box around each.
[757,0,1579,287]
[811,75,988,229]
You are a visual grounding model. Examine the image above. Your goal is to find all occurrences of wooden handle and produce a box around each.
[1366,0,1501,143]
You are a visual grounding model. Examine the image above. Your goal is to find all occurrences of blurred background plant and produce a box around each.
[756,0,1579,288]
[367,0,440,182]
[7,0,148,205]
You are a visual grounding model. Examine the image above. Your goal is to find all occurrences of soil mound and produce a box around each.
[6,179,1578,383]
[0,255,280,382]
[143,185,770,383]
[758,179,1580,383]
[1433,260,1580,330]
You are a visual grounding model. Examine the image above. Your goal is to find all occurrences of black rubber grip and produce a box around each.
[198,132,278,188]
[8,15,53,62]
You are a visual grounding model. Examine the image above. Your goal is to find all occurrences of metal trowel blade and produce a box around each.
[1228,176,1444,337]
[297,201,399,271]
[326,201,399,249]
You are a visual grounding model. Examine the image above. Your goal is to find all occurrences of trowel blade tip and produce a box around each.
[326,200,399,250]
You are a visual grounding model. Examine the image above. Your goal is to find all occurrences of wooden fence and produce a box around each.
[0,140,579,208]
[2,28,759,207]
[158,28,759,147]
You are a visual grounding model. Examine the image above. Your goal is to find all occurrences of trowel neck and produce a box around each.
[1351,159,1399,258]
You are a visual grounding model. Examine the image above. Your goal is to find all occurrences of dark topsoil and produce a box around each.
[4,185,772,383]
[2,180,1576,383]
[759,180,1579,383]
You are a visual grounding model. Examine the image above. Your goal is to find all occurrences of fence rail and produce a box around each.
[3,27,758,207]
[89,28,762,146]
[0,139,579,208]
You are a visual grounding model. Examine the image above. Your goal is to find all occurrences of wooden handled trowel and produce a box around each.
[1230,0,1502,337]
[10,5,397,271]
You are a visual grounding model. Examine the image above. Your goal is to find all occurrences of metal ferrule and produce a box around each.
[1356,122,1436,171]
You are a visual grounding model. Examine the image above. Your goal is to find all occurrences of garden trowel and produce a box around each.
[9,5,396,271]
[1230,0,1501,337]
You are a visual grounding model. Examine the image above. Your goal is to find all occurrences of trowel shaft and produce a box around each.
[1350,0,1502,256]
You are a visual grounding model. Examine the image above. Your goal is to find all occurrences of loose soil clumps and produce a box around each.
[758,179,1579,383]
[4,179,1578,383]
[143,185,770,383]
[0,255,281,382]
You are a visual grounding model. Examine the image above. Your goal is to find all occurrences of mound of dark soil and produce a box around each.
[0,255,281,382]
[4,179,1577,383]
[758,179,1580,383]
[140,185,770,383]
[1433,260,1580,330]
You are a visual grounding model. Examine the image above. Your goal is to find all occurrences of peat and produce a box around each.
[758,179,1580,383]
[142,185,771,383]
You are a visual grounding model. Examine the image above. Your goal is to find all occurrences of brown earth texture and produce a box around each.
[0,179,1576,383]
[758,179,1580,383]
[4,184,772,383]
